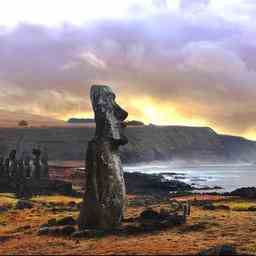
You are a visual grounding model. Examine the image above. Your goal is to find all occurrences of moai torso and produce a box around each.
[79,85,128,230]
[9,150,18,179]
[32,149,41,180]
[0,156,4,177]
[24,156,31,178]
[17,159,25,179]
[41,151,49,179]
[4,158,10,178]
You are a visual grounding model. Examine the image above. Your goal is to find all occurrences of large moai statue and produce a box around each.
[32,148,41,180]
[79,85,128,230]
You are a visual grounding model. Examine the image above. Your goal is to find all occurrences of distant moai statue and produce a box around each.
[24,155,31,178]
[79,85,128,230]
[4,158,10,178]
[9,150,18,178]
[32,148,41,180]
[41,149,49,179]
[17,158,25,179]
[16,157,26,198]
[0,156,4,177]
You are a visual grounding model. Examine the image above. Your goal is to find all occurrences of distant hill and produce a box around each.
[0,110,65,128]
[125,120,145,126]
[67,118,95,124]
[0,125,256,164]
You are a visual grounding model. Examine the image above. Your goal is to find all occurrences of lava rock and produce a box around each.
[124,172,192,196]
[57,216,76,226]
[199,245,237,256]
[61,226,76,236]
[38,227,57,236]
[71,229,106,239]
[140,208,160,220]
[193,201,215,210]
[180,222,207,233]
[38,226,76,237]
[248,206,256,211]
[0,206,9,213]
[68,201,77,208]
[215,205,230,211]
[16,200,33,210]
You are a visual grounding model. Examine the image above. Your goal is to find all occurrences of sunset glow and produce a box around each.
[0,0,255,140]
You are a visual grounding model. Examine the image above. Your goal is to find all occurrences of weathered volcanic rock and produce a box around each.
[199,245,237,256]
[124,172,192,196]
[16,200,33,210]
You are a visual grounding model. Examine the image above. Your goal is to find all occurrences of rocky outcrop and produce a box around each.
[230,187,256,198]
[78,85,128,230]
[124,172,192,196]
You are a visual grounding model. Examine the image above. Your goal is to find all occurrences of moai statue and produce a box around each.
[9,150,18,178]
[4,158,10,178]
[16,158,25,198]
[17,158,25,179]
[41,150,49,179]
[24,155,31,178]
[32,148,41,180]
[79,85,128,230]
[0,156,4,177]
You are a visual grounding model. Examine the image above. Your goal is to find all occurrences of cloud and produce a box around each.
[0,1,256,138]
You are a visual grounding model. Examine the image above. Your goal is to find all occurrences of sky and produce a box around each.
[0,0,256,139]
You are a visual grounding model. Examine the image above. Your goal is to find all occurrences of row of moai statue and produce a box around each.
[0,148,49,180]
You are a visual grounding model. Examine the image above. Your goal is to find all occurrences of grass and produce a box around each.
[0,193,17,207]
[31,195,82,205]
[1,195,256,255]
[214,200,256,211]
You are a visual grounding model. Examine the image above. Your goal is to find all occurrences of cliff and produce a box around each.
[0,126,255,163]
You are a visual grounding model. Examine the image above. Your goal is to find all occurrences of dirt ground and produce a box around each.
[1,192,256,255]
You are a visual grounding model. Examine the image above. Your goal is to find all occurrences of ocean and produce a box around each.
[124,162,256,192]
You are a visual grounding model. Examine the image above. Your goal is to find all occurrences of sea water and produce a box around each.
[124,162,256,192]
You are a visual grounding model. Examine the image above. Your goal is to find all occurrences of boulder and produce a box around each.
[16,200,33,210]
[124,172,192,196]
[0,206,9,213]
[71,229,106,239]
[199,245,237,256]
[57,216,76,226]
[41,216,76,228]
[61,226,77,236]
[38,226,76,237]
[140,208,160,221]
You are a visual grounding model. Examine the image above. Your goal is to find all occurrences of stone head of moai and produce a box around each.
[41,150,48,164]
[91,85,128,146]
[9,150,17,161]
[32,148,41,160]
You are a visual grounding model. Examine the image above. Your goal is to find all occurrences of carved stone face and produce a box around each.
[9,150,17,161]
[91,85,128,145]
